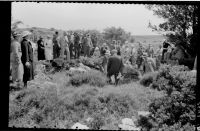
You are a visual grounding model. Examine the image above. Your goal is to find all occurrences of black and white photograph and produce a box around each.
[9,2,198,130]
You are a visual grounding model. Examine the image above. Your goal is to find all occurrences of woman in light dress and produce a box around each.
[10,32,24,86]
[45,35,53,62]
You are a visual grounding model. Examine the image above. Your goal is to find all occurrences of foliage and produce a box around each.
[69,69,108,87]
[118,66,140,84]
[79,56,103,71]
[9,79,163,129]
[140,72,158,87]
[102,26,131,46]
[146,5,198,57]
[137,64,196,130]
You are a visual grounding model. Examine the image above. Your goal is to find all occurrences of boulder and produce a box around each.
[71,122,89,129]
[137,111,150,117]
[118,118,141,131]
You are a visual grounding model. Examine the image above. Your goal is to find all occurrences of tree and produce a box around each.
[102,27,131,45]
[11,17,23,33]
[146,4,199,57]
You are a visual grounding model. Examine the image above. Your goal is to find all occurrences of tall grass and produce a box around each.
[9,78,163,129]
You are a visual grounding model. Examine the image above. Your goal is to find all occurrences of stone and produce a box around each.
[118,124,140,131]
[137,111,150,117]
[86,117,93,123]
[121,118,135,126]
[71,122,89,129]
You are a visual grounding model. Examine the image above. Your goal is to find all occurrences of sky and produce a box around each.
[12,2,165,35]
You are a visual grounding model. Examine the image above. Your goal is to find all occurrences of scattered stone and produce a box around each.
[118,118,141,131]
[118,124,140,131]
[137,111,150,117]
[71,122,89,129]
[86,117,93,123]
[121,118,135,126]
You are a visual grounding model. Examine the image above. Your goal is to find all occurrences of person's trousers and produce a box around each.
[69,44,74,59]
[74,45,80,59]
[83,46,90,57]
[22,62,34,85]
[53,45,60,59]
[107,73,119,85]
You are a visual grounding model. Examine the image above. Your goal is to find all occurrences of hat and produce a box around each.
[102,43,107,46]
[12,32,21,37]
[105,50,111,55]
[95,47,99,51]
[111,49,117,54]
[21,31,31,38]
[142,52,148,57]
[47,35,52,38]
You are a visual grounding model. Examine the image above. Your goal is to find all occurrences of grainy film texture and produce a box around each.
[9,2,198,130]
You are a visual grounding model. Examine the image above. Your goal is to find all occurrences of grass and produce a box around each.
[9,69,164,129]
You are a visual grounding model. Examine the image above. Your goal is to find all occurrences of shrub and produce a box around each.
[118,66,140,84]
[69,69,108,87]
[79,56,102,71]
[139,64,197,130]
[140,72,158,87]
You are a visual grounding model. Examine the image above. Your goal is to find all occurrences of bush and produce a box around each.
[118,66,140,84]
[140,72,158,87]
[139,64,197,130]
[79,56,102,71]
[69,69,108,87]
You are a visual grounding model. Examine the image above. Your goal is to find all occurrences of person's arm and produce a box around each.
[107,58,111,73]
[22,41,30,64]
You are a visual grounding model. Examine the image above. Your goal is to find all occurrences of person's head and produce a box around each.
[22,31,32,40]
[167,47,172,53]
[12,32,21,41]
[87,34,90,38]
[55,31,58,35]
[111,49,117,56]
[105,50,111,57]
[112,40,116,44]
[47,35,51,39]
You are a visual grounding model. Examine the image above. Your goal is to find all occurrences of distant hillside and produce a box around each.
[132,35,166,48]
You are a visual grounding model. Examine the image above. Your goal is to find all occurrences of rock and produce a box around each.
[118,124,140,131]
[121,118,135,126]
[118,118,141,131]
[71,122,89,129]
[137,111,150,117]
[86,117,93,123]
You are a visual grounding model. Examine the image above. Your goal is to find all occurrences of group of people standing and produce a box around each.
[10,31,34,88]
[10,29,197,87]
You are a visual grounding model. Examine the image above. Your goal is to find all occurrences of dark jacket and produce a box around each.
[37,39,45,60]
[21,38,33,64]
[21,38,34,82]
[107,55,124,76]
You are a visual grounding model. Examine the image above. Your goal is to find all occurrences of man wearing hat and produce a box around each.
[37,36,45,61]
[45,35,53,62]
[52,31,61,59]
[74,32,80,59]
[10,32,24,87]
[100,43,109,56]
[83,34,93,57]
[101,50,110,74]
[21,31,34,87]
[107,49,124,85]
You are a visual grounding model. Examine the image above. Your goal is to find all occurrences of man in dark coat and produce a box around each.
[74,33,80,59]
[21,31,34,87]
[107,49,124,85]
[52,31,60,59]
[37,37,45,60]
[162,40,170,63]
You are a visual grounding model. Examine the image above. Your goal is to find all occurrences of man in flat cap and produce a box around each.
[21,31,34,88]
[107,49,124,85]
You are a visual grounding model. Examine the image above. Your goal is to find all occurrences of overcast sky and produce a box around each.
[12,2,165,35]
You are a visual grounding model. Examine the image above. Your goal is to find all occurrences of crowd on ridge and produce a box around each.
[10,30,197,88]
